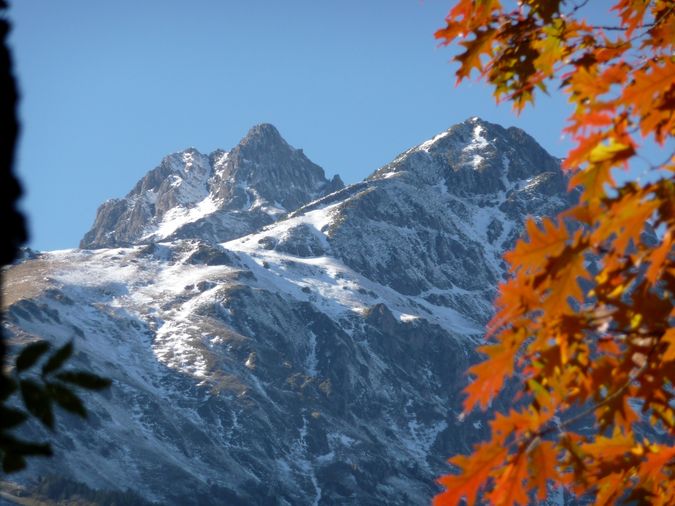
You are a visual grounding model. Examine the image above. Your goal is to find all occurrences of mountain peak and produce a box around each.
[80,124,343,249]
[238,123,287,151]
[367,118,563,194]
[247,122,280,136]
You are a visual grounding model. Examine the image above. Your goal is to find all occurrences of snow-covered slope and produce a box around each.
[4,118,572,505]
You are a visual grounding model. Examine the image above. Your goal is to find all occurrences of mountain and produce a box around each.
[3,119,572,505]
[80,123,344,249]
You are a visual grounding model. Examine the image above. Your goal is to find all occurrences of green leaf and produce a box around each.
[48,383,87,418]
[1,434,52,473]
[1,433,53,456]
[15,341,50,372]
[0,375,17,401]
[19,379,54,429]
[0,405,29,429]
[42,341,74,376]
[2,452,26,473]
[56,371,112,391]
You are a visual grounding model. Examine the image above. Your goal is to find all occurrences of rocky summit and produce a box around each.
[3,118,572,505]
[80,123,344,249]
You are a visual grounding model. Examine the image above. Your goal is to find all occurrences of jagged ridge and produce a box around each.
[80,124,343,249]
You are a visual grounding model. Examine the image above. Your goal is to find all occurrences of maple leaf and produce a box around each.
[622,59,675,109]
[505,217,569,274]
[486,450,529,506]
[564,133,608,171]
[645,229,672,284]
[570,67,611,98]
[464,336,522,412]
[637,444,675,484]
[587,140,635,166]
[662,327,675,362]
[582,433,637,460]
[435,442,508,506]
[455,28,497,81]
[540,246,590,317]
[592,190,659,254]
[527,440,559,500]
[613,0,650,36]
[533,24,564,76]
[570,163,615,205]
[594,472,627,506]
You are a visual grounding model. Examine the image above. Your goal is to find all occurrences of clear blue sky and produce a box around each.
[7,0,666,251]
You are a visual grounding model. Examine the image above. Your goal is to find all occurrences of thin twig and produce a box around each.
[589,23,655,31]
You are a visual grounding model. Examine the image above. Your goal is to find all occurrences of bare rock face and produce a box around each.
[80,124,344,249]
[6,119,572,505]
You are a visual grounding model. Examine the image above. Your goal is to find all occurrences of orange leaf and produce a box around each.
[613,0,650,36]
[582,433,637,460]
[488,274,540,333]
[505,218,569,274]
[490,408,551,441]
[435,21,464,44]
[595,472,627,506]
[541,248,589,316]
[527,440,559,500]
[435,442,508,506]
[569,163,615,204]
[563,133,606,170]
[464,338,520,412]
[645,229,673,284]
[622,59,675,109]
[663,327,675,362]
[592,191,659,254]
[638,444,675,482]
[455,28,497,81]
[569,67,611,98]
[486,450,529,506]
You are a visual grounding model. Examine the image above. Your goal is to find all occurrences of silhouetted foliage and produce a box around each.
[0,0,111,474]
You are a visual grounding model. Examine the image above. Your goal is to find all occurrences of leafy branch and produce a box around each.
[433,1,675,504]
[1,340,111,473]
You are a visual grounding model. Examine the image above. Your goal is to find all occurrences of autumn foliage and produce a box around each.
[433,1,674,505]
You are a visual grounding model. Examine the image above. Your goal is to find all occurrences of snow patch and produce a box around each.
[147,194,221,241]
[418,130,450,152]
[463,124,489,169]
[306,331,319,377]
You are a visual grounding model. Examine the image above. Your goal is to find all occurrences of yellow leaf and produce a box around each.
[533,27,564,76]
[588,141,635,165]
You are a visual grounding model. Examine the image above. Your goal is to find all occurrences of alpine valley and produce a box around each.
[2,119,572,505]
